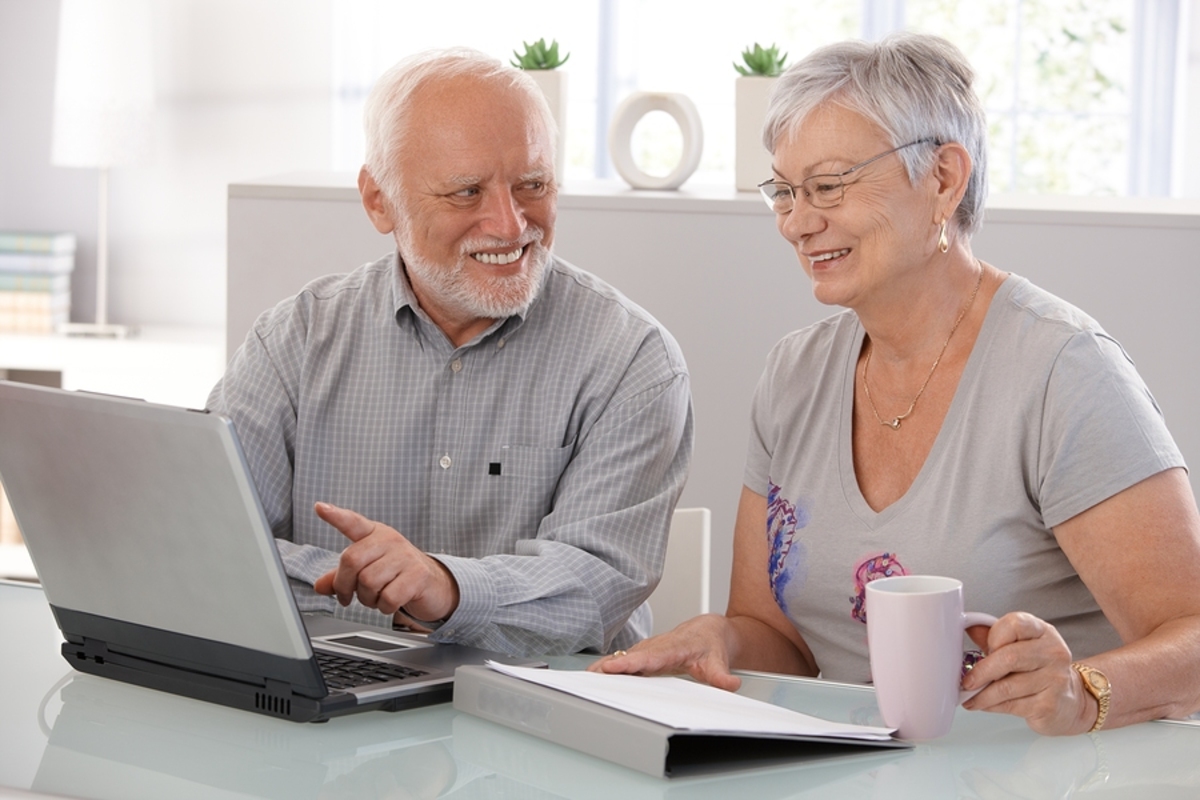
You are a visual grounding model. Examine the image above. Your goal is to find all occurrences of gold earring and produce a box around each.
[938,219,950,254]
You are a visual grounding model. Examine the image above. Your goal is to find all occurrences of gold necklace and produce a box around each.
[862,265,984,431]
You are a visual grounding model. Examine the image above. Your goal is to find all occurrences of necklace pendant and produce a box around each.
[887,418,902,430]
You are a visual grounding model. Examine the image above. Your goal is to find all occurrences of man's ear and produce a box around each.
[359,167,397,235]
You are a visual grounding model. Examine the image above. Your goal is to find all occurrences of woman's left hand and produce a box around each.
[960,611,1096,735]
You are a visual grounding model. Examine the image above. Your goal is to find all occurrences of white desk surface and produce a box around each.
[1,580,1197,799]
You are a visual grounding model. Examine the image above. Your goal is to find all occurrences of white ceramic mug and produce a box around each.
[866,575,997,740]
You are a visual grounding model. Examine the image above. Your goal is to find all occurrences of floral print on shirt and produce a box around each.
[767,481,810,614]
[850,552,907,624]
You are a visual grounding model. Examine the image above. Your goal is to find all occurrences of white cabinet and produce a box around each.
[0,327,226,564]
[0,326,225,409]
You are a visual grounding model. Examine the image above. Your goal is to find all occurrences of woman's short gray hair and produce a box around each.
[763,32,988,236]
[363,48,557,205]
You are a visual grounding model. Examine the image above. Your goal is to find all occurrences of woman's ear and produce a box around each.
[930,142,972,223]
[358,167,397,235]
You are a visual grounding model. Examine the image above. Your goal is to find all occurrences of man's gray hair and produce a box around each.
[363,47,557,204]
[762,32,988,236]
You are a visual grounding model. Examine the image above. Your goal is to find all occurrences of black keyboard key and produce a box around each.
[315,651,429,690]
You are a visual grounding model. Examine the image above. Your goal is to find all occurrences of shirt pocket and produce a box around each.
[479,444,574,542]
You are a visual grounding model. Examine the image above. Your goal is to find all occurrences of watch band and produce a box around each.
[1072,662,1112,732]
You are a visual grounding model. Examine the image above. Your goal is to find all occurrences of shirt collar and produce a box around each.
[388,250,421,316]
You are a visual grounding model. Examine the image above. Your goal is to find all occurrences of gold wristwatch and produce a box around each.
[1072,662,1111,732]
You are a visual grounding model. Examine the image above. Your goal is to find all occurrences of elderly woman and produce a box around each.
[593,32,1200,735]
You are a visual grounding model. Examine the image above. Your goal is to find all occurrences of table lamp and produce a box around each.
[51,0,154,338]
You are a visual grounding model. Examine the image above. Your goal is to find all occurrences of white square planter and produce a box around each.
[735,75,777,192]
[527,69,567,184]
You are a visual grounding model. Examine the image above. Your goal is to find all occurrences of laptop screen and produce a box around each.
[0,381,310,660]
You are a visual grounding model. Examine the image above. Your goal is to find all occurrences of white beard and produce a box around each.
[396,218,550,322]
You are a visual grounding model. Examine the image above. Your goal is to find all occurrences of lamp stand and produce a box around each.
[60,168,135,338]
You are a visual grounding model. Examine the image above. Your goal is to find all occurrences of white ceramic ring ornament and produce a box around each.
[607,92,703,190]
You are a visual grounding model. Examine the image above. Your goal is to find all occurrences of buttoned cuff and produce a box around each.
[426,554,496,644]
[277,539,341,613]
[276,538,340,583]
[288,577,338,613]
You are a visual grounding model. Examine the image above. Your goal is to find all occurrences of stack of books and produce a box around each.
[0,231,76,334]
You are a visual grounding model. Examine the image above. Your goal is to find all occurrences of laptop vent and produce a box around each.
[254,692,292,718]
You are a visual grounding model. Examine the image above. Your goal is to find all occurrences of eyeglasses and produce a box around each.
[757,138,939,214]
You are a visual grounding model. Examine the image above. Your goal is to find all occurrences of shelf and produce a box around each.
[0,325,226,409]
[0,544,35,583]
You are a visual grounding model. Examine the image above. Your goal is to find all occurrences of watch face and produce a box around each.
[1087,671,1110,692]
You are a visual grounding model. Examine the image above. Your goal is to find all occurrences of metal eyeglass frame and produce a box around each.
[756,138,941,213]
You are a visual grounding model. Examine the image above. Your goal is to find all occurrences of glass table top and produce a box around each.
[2,580,1198,799]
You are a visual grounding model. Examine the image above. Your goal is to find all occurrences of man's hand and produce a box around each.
[311,502,460,623]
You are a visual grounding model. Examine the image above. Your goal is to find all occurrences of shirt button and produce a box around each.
[450,359,463,373]
[439,454,452,470]
[497,339,506,350]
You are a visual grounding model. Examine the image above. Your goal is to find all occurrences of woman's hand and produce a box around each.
[960,611,1095,735]
[589,487,819,693]
[587,614,743,692]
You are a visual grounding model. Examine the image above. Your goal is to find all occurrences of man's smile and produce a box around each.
[472,245,525,265]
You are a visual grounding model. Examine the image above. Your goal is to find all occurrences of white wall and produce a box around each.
[0,0,334,332]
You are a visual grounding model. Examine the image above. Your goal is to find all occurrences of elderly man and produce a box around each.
[207,48,693,657]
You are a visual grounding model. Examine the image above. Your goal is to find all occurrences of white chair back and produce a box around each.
[648,507,711,635]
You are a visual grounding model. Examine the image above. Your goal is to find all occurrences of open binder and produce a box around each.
[452,664,910,778]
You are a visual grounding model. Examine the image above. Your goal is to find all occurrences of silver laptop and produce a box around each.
[0,380,540,722]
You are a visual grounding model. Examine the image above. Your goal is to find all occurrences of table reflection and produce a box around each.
[728,673,1200,798]
[32,673,487,800]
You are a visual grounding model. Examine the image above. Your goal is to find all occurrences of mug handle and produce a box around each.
[959,612,998,702]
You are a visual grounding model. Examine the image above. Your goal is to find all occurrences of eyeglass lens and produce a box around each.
[758,139,934,213]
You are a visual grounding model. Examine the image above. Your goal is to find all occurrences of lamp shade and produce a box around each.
[51,0,154,168]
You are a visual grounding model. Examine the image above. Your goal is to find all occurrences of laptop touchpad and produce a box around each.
[319,634,423,653]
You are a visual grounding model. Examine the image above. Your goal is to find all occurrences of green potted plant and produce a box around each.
[511,38,570,70]
[734,43,788,191]
[733,43,787,77]
[512,39,570,181]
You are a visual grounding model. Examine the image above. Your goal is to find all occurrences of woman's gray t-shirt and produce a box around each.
[744,274,1184,683]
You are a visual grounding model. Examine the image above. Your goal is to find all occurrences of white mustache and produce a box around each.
[459,227,545,257]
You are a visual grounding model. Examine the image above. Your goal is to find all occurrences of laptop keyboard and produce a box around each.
[316,651,430,690]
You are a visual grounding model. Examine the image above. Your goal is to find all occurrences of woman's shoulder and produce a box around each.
[990,274,1137,372]
[767,309,859,364]
[986,274,1148,411]
[997,274,1105,336]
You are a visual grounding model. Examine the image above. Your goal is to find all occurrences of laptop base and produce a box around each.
[61,636,452,723]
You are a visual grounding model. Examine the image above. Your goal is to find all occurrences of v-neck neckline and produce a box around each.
[837,274,1017,527]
